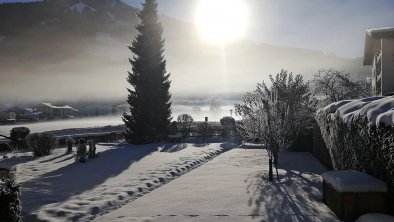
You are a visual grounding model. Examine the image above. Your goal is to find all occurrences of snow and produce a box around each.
[70,1,96,14]
[334,97,384,124]
[317,96,394,126]
[96,150,338,222]
[0,142,233,221]
[357,96,394,126]
[322,170,388,192]
[356,213,394,222]
[366,27,394,36]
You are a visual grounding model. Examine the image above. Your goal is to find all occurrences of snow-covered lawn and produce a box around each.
[0,142,235,221]
[96,149,339,222]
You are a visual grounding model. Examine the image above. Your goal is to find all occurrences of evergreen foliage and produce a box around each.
[0,171,21,222]
[122,0,172,144]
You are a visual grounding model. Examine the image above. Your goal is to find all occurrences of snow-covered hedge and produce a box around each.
[316,96,394,190]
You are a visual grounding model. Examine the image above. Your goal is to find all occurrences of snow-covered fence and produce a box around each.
[315,96,394,193]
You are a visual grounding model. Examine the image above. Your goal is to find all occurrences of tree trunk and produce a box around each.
[274,152,280,180]
[268,158,273,181]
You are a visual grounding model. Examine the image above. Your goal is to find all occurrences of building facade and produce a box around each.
[363,27,394,96]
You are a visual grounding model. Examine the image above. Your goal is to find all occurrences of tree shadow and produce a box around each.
[39,153,68,163]
[21,143,158,216]
[245,151,337,222]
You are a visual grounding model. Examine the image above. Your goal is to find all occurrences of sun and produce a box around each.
[195,0,248,45]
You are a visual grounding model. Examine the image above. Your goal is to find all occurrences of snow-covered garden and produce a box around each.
[1,142,234,221]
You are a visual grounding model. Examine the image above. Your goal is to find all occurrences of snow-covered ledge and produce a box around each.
[356,213,394,222]
[322,170,389,222]
[322,170,388,192]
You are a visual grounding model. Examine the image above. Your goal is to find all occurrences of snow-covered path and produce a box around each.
[95,149,339,222]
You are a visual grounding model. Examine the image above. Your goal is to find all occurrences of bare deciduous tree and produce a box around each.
[177,114,193,138]
[313,69,371,106]
[235,70,316,181]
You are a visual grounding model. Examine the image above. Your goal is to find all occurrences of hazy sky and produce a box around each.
[123,0,394,58]
[1,0,393,57]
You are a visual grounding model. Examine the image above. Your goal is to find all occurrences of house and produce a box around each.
[21,108,42,121]
[0,106,25,121]
[34,103,78,119]
[363,27,394,96]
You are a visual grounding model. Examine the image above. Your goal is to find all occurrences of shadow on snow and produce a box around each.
[21,143,158,217]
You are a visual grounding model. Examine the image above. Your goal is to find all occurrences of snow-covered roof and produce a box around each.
[317,96,394,127]
[322,170,388,192]
[41,103,78,112]
[363,27,394,65]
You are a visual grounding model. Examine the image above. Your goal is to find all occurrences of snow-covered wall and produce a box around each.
[315,96,394,194]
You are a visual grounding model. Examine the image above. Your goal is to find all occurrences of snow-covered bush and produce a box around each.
[316,96,394,189]
[28,132,57,157]
[0,170,21,222]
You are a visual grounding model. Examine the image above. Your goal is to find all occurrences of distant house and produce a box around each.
[0,106,25,123]
[34,103,78,119]
[363,27,394,96]
[21,108,42,121]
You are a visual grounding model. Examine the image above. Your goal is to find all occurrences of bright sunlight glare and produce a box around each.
[195,0,248,45]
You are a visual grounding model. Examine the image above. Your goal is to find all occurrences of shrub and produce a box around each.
[196,122,213,139]
[0,143,11,153]
[220,116,236,136]
[9,127,30,151]
[28,133,57,157]
[0,170,21,222]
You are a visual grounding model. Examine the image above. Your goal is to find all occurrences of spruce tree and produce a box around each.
[123,0,172,144]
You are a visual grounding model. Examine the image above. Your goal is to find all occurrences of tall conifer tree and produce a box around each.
[123,0,172,144]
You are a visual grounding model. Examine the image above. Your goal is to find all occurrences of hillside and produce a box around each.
[0,0,370,103]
